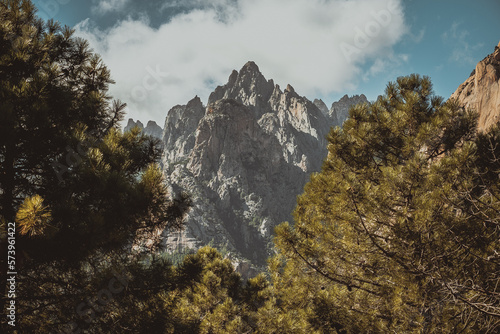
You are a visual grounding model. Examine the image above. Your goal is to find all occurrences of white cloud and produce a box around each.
[75,0,408,124]
[411,28,425,44]
[442,22,483,66]
[367,53,409,79]
[160,0,235,11]
[91,0,130,15]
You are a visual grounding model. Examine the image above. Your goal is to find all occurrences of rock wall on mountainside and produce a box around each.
[451,41,500,132]
[158,62,366,269]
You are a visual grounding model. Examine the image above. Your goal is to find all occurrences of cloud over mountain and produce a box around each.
[75,0,408,123]
[91,0,131,15]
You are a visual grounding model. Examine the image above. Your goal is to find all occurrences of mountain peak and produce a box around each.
[125,118,144,130]
[241,61,260,74]
[146,120,158,127]
[124,119,162,139]
[313,99,329,117]
[228,70,238,86]
[161,62,339,266]
[236,61,267,84]
[329,94,369,126]
[187,95,203,108]
[207,61,274,108]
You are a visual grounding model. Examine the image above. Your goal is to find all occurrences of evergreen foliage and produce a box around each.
[3,1,500,333]
[269,74,500,332]
[0,1,189,330]
[19,246,268,333]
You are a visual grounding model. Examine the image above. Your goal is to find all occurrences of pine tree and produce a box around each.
[0,1,189,330]
[268,74,500,332]
[43,246,266,333]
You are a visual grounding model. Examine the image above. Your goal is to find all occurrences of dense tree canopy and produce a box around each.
[16,246,268,333]
[3,1,500,333]
[269,74,500,333]
[0,1,189,331]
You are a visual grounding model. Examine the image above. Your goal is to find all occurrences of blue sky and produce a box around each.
[368,0,500,102]
[32,0,500,124]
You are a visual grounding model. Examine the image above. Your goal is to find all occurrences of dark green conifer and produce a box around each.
[269,74,500,332]
[0,1,189,330]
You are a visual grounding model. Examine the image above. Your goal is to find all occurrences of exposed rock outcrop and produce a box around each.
[207,62,275,116]
[124,118,163,139]
[153,61,369,272]
[451,41,500,131]
[162,96,205,165]
[329,94,368,126]
[160,62,347,268]
[313,98,330,117]
[124,119,144,132]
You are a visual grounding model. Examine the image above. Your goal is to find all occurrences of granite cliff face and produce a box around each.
[451,41,500,131]
[162,96,205,164]
[126,44,500,271]
[157,62,366,268]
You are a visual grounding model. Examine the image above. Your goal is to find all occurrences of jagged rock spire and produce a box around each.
[158,61,369,270]
[207,61,274,112]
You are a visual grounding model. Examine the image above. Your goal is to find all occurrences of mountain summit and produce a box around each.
[155,62,366,270]
[124,118,163,138]
[207,61,275,115]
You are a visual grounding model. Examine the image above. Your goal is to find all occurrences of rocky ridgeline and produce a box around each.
[330,94,368,126]
[124,41,500,272]
[156,62,367,271]
[124,119,163,139]
[127,62,367,271]
[451,41,500,131]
